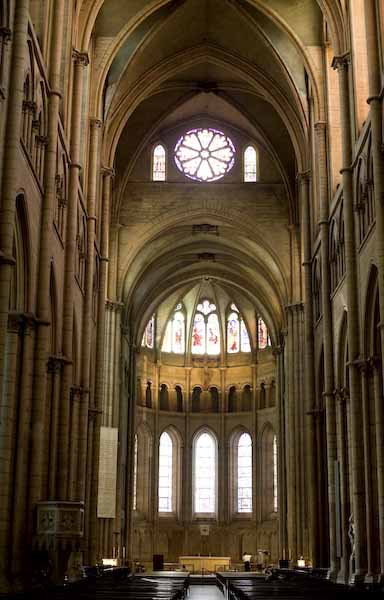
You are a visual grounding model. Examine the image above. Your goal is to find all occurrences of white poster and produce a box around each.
[97,426,118,518]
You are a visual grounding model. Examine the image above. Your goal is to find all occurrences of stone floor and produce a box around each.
[189,585,224,599]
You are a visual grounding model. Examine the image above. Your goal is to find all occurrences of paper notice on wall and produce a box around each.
[97,426,118,518]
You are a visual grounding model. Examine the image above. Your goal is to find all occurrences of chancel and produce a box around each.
[0,0,384,597]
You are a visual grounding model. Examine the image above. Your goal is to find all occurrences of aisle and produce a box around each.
[189,585,224,599]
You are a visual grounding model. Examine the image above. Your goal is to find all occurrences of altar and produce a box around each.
[179,556,231,573]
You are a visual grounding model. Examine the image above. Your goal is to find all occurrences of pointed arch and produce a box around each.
[152,143,166,181]
[192,428,218,516]
[243,144,258,182]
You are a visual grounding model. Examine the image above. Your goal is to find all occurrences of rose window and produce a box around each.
[174,128,235,182]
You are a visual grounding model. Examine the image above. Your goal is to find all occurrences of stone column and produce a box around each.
[299,171,318,566]
[58,49,89,500]
[78,117,102,519]
[359,361,374,582]
[285,306,297,563]
[363,7,384,582]
[275,345,288,561]
[332,53,366,582]
[0,5,30,588]
[364,0,384,401]
[88,167,114,563]
[68,386,82,499]
[10,316,35,583]
[47,356,65,499]
[371,357,384,581]
[0,314,21,586]
[335,389,350,584]
[314,120,338,577]
[0,0,29,401]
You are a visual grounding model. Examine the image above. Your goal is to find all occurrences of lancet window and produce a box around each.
[162,304,185,353]
[193,431,217,514]
[152,144,166,181]
[237,432,253,513]
[142,315,155,349]
[244,145,257,182]
[257,317,271,349]
[158,432,173,512]
[191,300,220,355]
[227,303,251,353]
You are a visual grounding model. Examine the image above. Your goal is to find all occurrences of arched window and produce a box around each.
[257,317,271,350]
[193,431,217,515]
[162,304,185,353]
[237,433,253,513]
[133,434,138,511]
[158,432,173,512]
[273,435,278,513]
[244,145,257,182]
[261,425,278,518]
[227,304,251,353]
[191,299,220,355]
[142,315,155,349]
[152,144,166,181]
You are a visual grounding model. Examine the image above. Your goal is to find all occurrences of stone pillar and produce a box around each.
[68,386,82,499]
[275,345,288,561]
[359,361,374,582]
[88,167,114,564]
[58,49,89,500]
[364,1,384,397]
[364,4,384,582]
[47,356,65,499]
[78,117,102,529]
[332,53,366,582]
[334,389,349,583]
[299,171,318,566]
[10,316,36,583]
[285,306,297,563]
[371,357,384,581]
[0,0,29,403]
[314,120,338,577]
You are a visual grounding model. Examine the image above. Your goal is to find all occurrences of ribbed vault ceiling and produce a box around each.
[76,0,345,340]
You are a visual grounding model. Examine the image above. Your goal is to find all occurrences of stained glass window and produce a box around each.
[153,144,166,181]
[191,300,220,355]
[273,435,278,512]
[194,432,216,513]
[142,315,155,349]
[258,317,270,350]
[133,434,138,511]
[238,433,253,513]
[162,306,185,353]
[173,311,185,354]
[192,313,205,354]
[244,145,257,182]
[227,305,251,353]
[207,313,220,355]
[228,312,240,353]
[158,432,173,512]
[241,320,251,352]
[175,128,235,182]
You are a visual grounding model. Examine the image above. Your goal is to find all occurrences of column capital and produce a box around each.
[285,302,304,313]
[47,355,67,374]
[90,117,103,129]
[0,27,12,42]
[72,49,89,67]
[331,52,350,72]
[101,166,115,178]
[314,121,327,132]
[296,170,311,183]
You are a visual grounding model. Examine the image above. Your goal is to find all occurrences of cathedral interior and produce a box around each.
[0,0,384,593]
